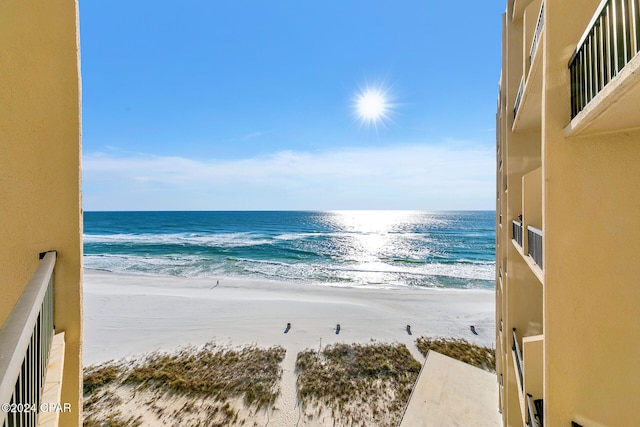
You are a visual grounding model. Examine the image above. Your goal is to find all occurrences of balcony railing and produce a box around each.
[526,394,542,427]
[527,226,543,269]
[0,252,56,427]
[569,0,640,117]
[514,76,525,118]
[513,220,523,247]
[530,3,545,64]
[535,398,544,427]
[512,328,524,391]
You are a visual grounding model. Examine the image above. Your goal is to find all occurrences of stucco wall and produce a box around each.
[544,0,640,425]
[0,0,82,425]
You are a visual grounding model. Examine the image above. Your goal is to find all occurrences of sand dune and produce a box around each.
[83,270,496,425]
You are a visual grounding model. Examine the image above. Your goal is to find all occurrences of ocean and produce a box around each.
[83,210,495,290]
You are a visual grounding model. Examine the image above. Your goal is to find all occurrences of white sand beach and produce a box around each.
[84,270,495,364]
[83,270,496,425]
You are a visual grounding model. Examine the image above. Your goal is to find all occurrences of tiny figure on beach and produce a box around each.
[406,324,412,335]
[470,325,478,335]
[336,324,341,334]
[284,322,291,334]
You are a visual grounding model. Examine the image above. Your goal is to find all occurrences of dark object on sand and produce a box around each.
[284,322,291,333]
[406,325,412,335]
[470,325,478,335]
[336,324,341,334]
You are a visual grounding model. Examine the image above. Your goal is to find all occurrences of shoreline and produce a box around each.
[83,266,495,291]
[83,269,496,365]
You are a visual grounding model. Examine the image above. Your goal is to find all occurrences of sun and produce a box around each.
[357,90,387,120]
[353,83,394,130]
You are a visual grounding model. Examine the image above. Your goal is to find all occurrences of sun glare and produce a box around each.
[353,83,394,130]
[357,91,386,120]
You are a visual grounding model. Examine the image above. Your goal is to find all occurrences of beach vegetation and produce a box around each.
[82,343,285,426]
[415,337,496,372]
[122,343,285,407]
[83,362,124,395]
[295,342,421,426]
[84,409,142,427]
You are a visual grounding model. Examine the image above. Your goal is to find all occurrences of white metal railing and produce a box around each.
[0,252,56,427]
[512,328,524,391]
[569,0,640,117]
[526,393,541,427]
[514,76,525,118]
[513,220,523,247]
[530,3,545,64]
[527,226,543,269]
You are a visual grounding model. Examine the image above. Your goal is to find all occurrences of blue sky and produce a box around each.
[81,1,503,211]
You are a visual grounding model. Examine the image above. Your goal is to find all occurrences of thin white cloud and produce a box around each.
[83,142,495,210]
[236,131,267,141]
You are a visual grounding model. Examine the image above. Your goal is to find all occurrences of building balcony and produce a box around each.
[513,1,544,131]
[513,219,524,247]
[526,393,543,427]
[527,226,543,269]
[567,0,640,136]
[512,329,525,393]
[514,76,525,119]
[512,0,534,21]
[498,319,504,355]
[513,329,544,427]
[522,167,543,282]
[0,252,65,427]
[529,3,544,66]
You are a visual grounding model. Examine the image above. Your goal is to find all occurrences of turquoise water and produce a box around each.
[84,211,495,290]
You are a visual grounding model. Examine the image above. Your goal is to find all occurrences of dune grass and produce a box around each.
[123,343,286,407]
[295,342,421,426]
[83,343,286,426]
[83,338,496,426]
[415,337,496,372]
[83,408,142,427]
[83,362,124,395]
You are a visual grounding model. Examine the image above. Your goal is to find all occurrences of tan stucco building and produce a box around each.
[497,0,640,426]
[0,0,82,426]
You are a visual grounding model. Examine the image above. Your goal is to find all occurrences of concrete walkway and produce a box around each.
[399,351,502,427]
